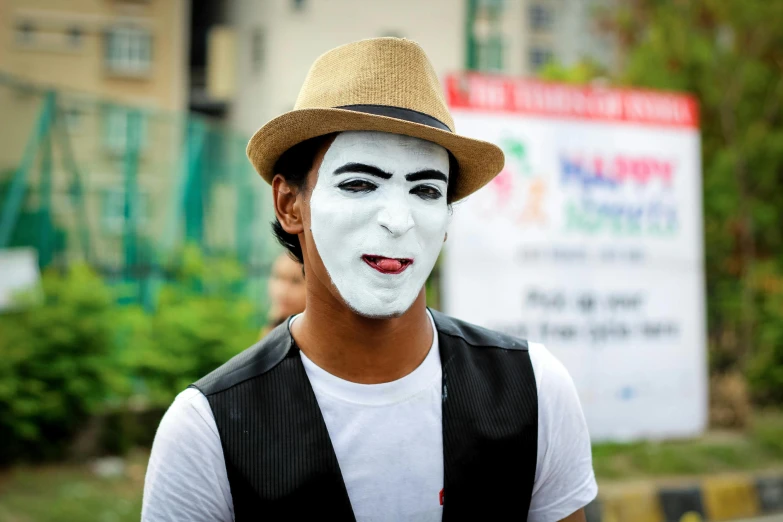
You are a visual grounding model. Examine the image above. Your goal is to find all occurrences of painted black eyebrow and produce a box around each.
[405,170,448,183]
[333,163,392,179]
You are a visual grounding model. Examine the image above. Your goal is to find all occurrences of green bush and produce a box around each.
[0,265,121,464]
[120,247,260,408]
[746,263,783,404]
[0,248,263,465]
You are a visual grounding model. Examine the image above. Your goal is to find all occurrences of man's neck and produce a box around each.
[290,289,433,385]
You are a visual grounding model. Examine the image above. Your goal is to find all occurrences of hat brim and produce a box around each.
[246,108,504,202]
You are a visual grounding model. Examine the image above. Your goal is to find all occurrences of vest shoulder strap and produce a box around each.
[192,320,355,521]
[193,320,292,396]
[432,309,538,520]
[430,308,529,351]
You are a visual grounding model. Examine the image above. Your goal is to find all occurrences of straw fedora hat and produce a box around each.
[246,37,504,202]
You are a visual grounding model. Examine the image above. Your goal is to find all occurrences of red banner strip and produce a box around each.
[445,73,699,128]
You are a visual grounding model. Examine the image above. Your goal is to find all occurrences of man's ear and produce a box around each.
[272,175,304,234]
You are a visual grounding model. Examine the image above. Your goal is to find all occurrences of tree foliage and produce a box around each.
[600,0,783,401]
[538,59,608,85]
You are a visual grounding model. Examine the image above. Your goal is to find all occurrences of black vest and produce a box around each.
[192,309,538,521]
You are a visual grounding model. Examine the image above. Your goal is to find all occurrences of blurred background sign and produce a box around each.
[0,247,40,311]
[442,72,706,441]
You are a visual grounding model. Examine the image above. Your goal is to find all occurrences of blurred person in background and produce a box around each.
[143,38,595,522]
[262,253,306,337]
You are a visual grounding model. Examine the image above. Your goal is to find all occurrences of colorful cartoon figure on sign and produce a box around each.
[480,136,548,227]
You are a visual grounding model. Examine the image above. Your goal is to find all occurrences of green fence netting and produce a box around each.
[0,73,280,313]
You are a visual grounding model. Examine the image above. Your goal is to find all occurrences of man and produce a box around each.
[261,253,307,338]
[143,38,596,521]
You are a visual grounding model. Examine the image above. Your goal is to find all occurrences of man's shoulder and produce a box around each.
[430,309,528,351]
[193,320,293,396]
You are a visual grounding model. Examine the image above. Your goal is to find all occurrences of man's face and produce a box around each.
[307,131,450,318]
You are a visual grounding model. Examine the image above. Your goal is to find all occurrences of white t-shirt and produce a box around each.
[142,313,597,521]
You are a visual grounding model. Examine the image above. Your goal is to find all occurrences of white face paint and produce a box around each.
[309,131,450,318]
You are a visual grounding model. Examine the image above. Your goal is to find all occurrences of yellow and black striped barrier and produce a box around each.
[586,472,783,522]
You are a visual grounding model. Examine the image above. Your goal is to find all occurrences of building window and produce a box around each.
[529,47,553,70]
[62,107,84,133]
[476,36,504,71]
[477,0,504,8]
[468,0,505,71]
[15,21,36,45]
[101,188,149,235]
[103,106,147,154]
[529,4,553,31]
[251,28,265,73]
[105,26,152,75]
[68,26,83,48]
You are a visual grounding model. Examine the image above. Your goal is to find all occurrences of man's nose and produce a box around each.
[377,197,415,237]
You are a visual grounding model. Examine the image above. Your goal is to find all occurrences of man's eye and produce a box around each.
[410,185,443,200]
[338,179,378,193]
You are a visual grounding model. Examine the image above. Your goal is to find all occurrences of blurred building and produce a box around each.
[516,0,616,74]
[218,0,616,135]
[188,0,232,119]
[0,0,192,271]
[0,0,615,305]
[0,0,189,110]
[0,0,274,303]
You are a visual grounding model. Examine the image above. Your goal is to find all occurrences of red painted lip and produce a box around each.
[362,255,414,275]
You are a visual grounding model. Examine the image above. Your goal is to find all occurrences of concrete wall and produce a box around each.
[228,0,465,136]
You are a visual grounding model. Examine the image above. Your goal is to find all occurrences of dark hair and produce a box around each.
[271,134,460,265]
[271,134,337,265]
